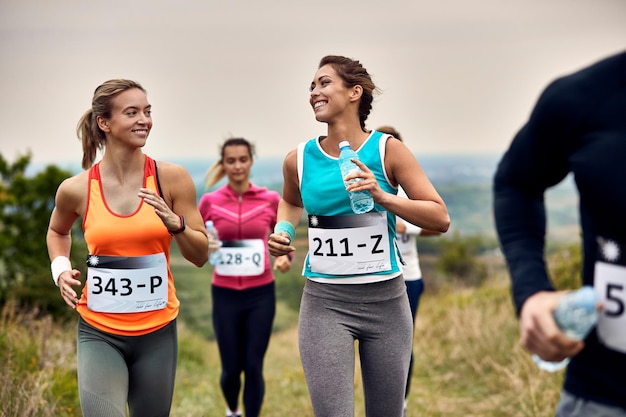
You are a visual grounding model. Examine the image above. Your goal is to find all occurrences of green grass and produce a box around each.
[1,246,565,417]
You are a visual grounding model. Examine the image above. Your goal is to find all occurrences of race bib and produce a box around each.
[396,232,413,254]
[213,239,265,276]
[86,253,168,313]
[308,211,391,275]
[594,237,626,353]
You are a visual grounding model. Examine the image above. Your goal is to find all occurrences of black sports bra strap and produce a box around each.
[154,160,165,198]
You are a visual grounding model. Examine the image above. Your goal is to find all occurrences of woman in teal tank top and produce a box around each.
[268,55,450,417]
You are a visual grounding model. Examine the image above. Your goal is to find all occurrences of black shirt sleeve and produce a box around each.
[493,72,589,314]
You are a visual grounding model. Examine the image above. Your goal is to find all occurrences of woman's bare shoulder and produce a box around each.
[55,170,89,213]
[153,160,191,178]
[57,170,89,194]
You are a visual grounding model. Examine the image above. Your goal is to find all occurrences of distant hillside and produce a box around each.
[180,154,579,240]
[29,154,578,241]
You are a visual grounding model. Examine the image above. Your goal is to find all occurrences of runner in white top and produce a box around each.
[378,125,442,416]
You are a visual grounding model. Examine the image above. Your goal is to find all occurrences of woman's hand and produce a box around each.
[58,269,82,309]
[268,232,295,257]
[207,233,221,253]
[396,219,407,234]
[273,254,292,273]
[138,187,181,232]
[347,159,386,203]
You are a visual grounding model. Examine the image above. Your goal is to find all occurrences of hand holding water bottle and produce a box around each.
[520,287,600,372]
[338,141,374,214]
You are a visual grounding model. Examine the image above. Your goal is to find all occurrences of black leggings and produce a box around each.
[212,282,276,417]
[77,317,177,417]
[404,279,424,399]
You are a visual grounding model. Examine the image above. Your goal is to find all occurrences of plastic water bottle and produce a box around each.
[532,286,598,372]
[338,141,374,214]
[205,220,221,265]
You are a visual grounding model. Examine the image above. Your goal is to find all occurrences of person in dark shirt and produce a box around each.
[494,50,626,416]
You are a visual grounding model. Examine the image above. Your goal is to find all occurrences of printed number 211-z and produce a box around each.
[312,234,383,257]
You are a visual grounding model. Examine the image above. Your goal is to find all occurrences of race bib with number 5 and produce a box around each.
[594,237,626,353]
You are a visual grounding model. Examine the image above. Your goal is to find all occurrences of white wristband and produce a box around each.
[51,256,72,287]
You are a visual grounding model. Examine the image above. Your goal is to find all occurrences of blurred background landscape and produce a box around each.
[28,152,580,240]
[1,151,580,416]
[2,0,620,414]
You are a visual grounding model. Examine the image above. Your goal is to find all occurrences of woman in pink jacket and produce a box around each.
[198,137,292,417]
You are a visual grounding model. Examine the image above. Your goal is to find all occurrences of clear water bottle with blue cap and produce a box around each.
[338,141,374,214]
[532,286,598,372]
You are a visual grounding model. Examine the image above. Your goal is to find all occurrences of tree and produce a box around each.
[0,152,84,317]
[437,232,488,286]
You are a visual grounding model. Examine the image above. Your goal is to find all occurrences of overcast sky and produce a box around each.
[1,0,625,166]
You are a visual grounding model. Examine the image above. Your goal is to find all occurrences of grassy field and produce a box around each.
[1,247,565,417]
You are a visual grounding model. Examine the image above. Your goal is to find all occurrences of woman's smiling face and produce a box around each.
[309,64,354,123]
[98,87,152,147]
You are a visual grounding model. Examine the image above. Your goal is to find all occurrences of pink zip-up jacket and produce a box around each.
[198,183,280,290]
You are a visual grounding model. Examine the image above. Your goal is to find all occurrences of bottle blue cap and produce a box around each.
[576,286,597,309]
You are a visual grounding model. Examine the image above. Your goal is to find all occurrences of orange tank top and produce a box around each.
[77,156,179,336]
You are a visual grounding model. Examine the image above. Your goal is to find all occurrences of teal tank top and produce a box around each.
[298,130,401,279]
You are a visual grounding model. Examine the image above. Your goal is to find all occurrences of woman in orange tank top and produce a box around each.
[46,79,208,417]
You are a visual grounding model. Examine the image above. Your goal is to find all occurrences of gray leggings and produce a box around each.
[77,317,178,417]
[556,390,626,417]
[298,277,413,417]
